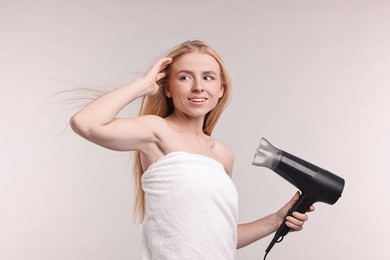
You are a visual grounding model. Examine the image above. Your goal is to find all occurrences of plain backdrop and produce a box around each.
[1,0,389,259]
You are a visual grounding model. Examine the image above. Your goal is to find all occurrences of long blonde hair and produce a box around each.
[133,40,232,222]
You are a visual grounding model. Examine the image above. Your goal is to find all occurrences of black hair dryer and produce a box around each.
[252,138,345,259]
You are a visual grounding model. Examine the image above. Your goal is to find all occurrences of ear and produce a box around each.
[164,87,172,98]
[218,84,224,98]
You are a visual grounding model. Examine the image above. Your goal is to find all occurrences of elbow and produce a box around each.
[69,114,94,138]
[69,114,83,134]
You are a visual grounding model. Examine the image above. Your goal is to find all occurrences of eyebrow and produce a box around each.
[176,70,218,75]
[203,71,218,75]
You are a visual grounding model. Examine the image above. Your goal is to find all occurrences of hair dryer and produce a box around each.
[252,138,345,259]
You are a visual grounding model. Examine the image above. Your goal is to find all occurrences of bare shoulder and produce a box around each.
[213,139,235,177]
[134,114,166,126]
[132,114,171,136]
[132,114,172,144]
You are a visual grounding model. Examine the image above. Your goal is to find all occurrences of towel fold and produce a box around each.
[141,151,238,260]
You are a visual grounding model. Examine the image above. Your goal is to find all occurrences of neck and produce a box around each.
[165,112,207,137]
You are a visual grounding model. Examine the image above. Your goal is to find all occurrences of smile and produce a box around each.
[188,98,207,102]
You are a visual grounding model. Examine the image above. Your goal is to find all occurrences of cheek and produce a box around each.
[165,81,184,98]
[165,77,182,97]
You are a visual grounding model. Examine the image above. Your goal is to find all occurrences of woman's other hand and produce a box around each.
[276,191,315,232]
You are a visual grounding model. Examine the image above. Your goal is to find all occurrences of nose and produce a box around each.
[191,78,204,92]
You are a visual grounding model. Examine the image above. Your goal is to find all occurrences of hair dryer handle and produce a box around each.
[265,193,315,253]
[281,193,314,235]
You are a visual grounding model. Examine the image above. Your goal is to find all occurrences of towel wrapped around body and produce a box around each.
[141,151,238,260]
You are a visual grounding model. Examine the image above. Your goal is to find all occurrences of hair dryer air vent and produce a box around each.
[253,138,282,170]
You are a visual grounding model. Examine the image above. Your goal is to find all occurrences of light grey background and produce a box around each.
[1,0,389,259]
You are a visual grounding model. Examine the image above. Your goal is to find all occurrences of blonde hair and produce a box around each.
[133,40,232,222]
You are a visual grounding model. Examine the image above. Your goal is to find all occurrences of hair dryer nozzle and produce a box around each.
[252,138,282,170]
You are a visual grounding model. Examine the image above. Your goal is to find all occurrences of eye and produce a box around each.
[180,75,191,81]
[203,75,214,81]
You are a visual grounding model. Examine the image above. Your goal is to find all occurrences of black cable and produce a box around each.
[263,251,269,260]
[262,235,285,260]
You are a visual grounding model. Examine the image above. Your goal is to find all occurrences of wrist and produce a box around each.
[272,212,281,232]
[126,77,154,97]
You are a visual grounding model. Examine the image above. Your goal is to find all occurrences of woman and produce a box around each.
[70,40,314,259]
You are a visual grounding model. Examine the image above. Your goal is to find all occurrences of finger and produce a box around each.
[156,71,167,82]
[150,58,172,79]
[285,220,304,231]
[291,211,309,221]
[293,191,301,200]
[156,58,173,80]
[156,58,173,72]
[161,57,173,67]
[286,216,305,230]
[147,58,171,76]
[286,191,301,208]
[286,215,305,225]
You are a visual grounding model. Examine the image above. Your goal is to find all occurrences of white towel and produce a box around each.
[141,151,238,260]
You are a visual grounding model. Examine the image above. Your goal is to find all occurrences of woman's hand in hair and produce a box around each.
[143,57,172,96]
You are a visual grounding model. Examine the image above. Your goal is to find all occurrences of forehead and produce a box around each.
[171,52,221,73]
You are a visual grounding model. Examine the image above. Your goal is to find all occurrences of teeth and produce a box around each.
[191,98,206,102]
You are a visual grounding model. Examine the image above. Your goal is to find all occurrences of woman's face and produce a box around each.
[166,52,224,118]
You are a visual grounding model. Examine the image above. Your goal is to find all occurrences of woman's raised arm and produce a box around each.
[69,58,172,151]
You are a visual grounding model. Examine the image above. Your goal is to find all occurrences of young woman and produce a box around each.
[70,40,314,259]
